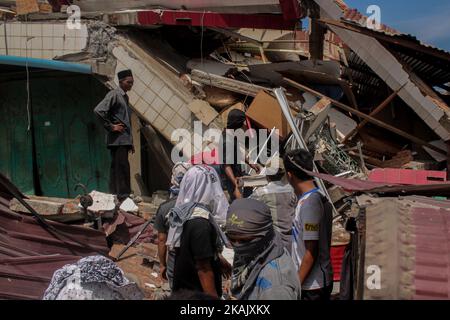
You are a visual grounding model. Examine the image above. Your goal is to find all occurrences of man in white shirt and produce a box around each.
[283,149,333,300]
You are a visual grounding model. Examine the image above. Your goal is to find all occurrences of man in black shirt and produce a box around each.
[172,217,223,298]
[220,110,260,200]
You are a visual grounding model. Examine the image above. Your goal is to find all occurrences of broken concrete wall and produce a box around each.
[0,21,88,58]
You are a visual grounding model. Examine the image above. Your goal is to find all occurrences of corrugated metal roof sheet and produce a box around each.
[302,168,450,197]
[357,195,450,300]
[0,173,110,300]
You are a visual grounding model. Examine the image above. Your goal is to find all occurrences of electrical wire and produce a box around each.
[25,14,31,131]
[200,10,206,67]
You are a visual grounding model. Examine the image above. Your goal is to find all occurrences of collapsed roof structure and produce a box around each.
[1,0,450,300]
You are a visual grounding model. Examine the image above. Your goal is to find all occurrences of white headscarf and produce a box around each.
[170,162,193,196]
[175,165,229,224]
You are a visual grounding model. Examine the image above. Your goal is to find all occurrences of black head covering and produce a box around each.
[226,198,285,300]
[226,198,273,237]
[227,109,246,129]
[118,69,133,81]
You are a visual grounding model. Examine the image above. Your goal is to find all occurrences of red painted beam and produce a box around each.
[279,0,304,20]
[137,10,300,30]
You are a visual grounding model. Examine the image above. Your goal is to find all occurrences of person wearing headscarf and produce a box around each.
[94,69,135,201]
[225,198,301,300]
[219,109,260,200]
[154,162,192,289]
[169,162,193,197]
[167,165,232,298]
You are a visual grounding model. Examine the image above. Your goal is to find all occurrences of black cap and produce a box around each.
[227,109,246,129]
[118,69,133,80]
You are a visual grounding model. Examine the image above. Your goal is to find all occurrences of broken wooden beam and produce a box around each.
[191,69,269,97]
[343,85,405,143]
[304,97,332,140]
[283,77,448,155]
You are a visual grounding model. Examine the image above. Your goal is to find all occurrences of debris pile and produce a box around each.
[1,0,450,300]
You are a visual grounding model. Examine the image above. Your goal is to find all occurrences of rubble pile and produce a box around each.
[1,0,450,300]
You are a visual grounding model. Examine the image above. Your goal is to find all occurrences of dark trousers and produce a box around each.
[301,284,333,301]
[109,145,131,200]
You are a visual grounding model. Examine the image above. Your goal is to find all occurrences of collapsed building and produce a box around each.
[1,0,450,300]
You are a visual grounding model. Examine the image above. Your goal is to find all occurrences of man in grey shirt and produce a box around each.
[94,69,134,201]
[250,158,297,252]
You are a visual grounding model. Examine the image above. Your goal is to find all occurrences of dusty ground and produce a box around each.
[109,243,233,300]
[109,244,169,300]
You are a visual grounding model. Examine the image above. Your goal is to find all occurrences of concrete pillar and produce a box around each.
[129,112,142,196]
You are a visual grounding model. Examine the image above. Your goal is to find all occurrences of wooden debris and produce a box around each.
[304,97,332,140]
[343,85,405,143]
[328,185,351,204]
[191,69,268,97]
[15,0,39,15]
[38,2,53,13]
[284,77,447,155]
[137,202,158,221]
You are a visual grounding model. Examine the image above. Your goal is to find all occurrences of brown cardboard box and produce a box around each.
[246,91,291,140]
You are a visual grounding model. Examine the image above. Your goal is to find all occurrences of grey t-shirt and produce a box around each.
[292,190,333,290]
[250,181,297,251]
[153,197,177,234]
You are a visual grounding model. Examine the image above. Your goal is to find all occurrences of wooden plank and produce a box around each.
[191,69,268,97]
[283,77,448,155]
[343,85,404,143]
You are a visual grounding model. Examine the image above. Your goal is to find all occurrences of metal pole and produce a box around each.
[249,127,276,175]
[274,87,338,216]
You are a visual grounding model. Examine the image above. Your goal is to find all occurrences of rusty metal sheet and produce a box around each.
[304,169,450,196]
[0,255,80,300]
[0,203,109,257]
[358,195,450,300]
[0,173,110,300]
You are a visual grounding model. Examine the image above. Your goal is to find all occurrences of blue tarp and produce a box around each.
[0,55,92,74]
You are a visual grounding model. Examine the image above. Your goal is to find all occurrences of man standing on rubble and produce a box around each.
[284,149,333,300]
[94,69,135,202]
